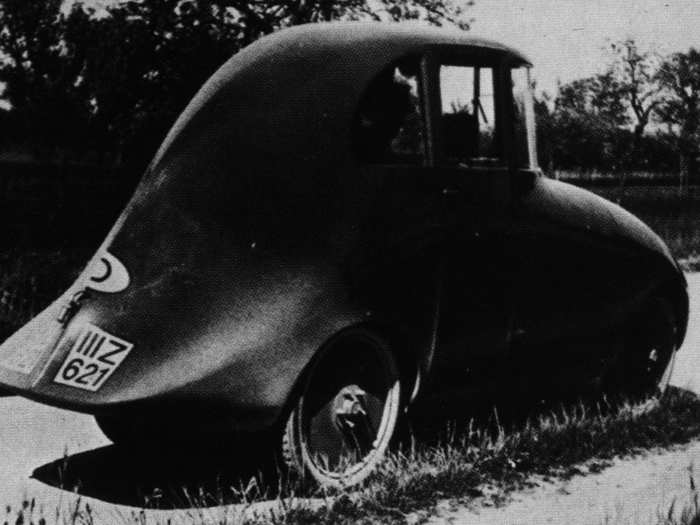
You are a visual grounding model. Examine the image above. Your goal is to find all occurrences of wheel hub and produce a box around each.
[649,348,659,363]
[333,385,376,451]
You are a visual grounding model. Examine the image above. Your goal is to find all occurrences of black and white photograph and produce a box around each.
[0,0,699,523]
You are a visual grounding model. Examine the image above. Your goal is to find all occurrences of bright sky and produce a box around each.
[467,0,700,96]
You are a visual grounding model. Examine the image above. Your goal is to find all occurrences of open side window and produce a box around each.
[427,55,506,168]
[439,65,499,164]
[353,56,426,165]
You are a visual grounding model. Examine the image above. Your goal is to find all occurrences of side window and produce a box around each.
[353,58,424,164]
[439,65,499,165]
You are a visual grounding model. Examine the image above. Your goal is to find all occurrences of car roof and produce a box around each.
[258,22,532,67]
[150,22,531,174]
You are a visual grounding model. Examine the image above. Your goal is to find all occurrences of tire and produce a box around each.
[282,329,402,487]
[603,297,678,399]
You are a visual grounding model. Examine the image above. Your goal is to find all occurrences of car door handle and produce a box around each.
[442,187,460,195]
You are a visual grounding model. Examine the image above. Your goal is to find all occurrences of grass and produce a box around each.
[7,388,700,524]
[551,170,700,269]
[588,184,700,269]
[276,389,700,525]
[554,169,684,184]
[657,488,700,525]
[0,249,89,341]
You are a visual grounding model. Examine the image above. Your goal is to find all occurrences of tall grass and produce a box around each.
[658,487,700,525]
[0,250,88,341]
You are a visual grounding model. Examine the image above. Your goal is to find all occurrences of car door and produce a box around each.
[347,51,518,394]
[422,51,517,389]
[347,54,446,361]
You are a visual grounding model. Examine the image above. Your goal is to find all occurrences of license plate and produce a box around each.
[54,324,134,392]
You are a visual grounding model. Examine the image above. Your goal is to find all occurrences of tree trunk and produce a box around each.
[691,153,698,186]
[679,151,690,192]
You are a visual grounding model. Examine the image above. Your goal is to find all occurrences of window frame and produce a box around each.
[424,49,511,169]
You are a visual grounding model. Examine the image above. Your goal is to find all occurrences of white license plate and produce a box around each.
[54,324,134,392]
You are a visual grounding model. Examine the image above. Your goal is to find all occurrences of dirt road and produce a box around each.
[668,273,700,394]
[429,440,700,525]
[0,274,697,523]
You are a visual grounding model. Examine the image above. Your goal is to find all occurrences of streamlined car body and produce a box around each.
[0,23,688,486]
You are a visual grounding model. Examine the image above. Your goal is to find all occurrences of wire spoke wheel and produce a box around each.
[283,329,401,487]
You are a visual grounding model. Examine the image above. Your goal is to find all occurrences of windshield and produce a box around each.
[512,66,539,170]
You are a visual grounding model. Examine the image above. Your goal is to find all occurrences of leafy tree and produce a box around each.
[606,39,662,157]
[537,43,674,177]
[656,48,700,186]
[0,0,474,169]
[0,0,94,159]
[540,74,629,172]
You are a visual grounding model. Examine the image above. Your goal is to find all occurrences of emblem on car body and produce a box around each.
[85,251,130,293]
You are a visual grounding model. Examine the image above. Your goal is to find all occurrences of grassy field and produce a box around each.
[589,184,700,271]
[0,249,89,340]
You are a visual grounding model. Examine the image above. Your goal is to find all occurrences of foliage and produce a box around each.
[0,0,94,158]
[607,39,663,140]
[0,0,473,170]
[1,2,698,180]
[537,74,635,171]
[536,40,683,174]
[656,48,700,183]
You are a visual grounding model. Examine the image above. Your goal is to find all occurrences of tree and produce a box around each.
[217,0,473,39]
[0,0,474,169]
[537,42,676,178]
[541,74,629,172]
[656,48,700,187]
[606,39,663,165]
[0,0,95,158]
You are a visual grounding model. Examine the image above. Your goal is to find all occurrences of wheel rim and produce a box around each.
[639,319,676,393]
[296,334,400,484]
[626,299,677,396]
[597,298,678,399]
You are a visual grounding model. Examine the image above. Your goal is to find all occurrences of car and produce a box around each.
[0,22,688,487]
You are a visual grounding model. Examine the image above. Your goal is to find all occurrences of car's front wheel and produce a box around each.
[602,297,678,399]
[282,329,402,487]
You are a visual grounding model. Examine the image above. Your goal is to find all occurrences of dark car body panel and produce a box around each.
[0,23,687,430]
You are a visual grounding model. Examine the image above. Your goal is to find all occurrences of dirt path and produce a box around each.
[428,441,700,525]
[669,273,700,394]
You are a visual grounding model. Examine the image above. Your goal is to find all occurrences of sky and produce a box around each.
[466,0,700,96]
